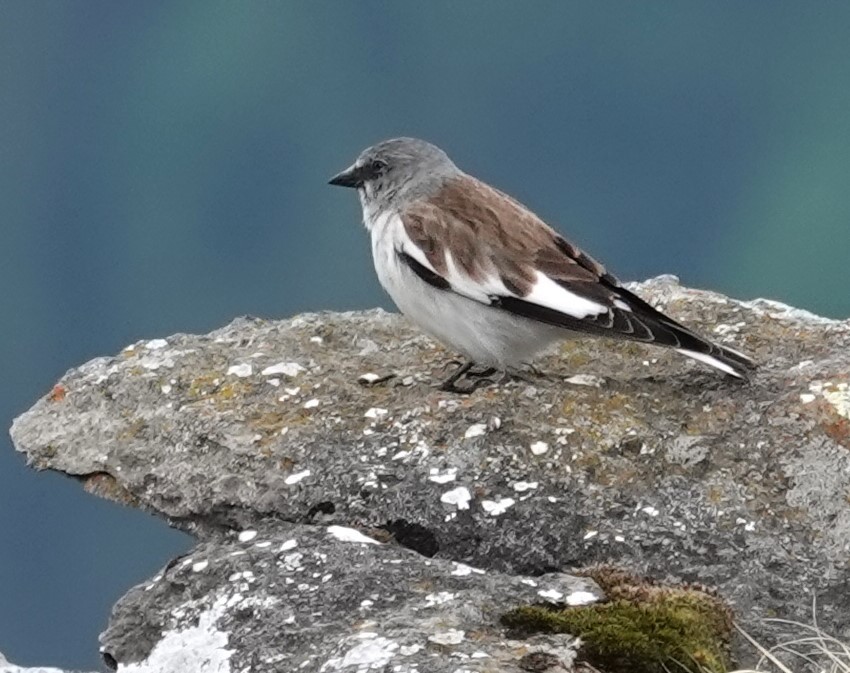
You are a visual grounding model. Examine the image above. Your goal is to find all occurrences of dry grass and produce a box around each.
[730,600,850,673]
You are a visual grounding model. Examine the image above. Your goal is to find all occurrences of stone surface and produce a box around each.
[10,276,850,670]
[0,653,93,673]
[100,522,591,672]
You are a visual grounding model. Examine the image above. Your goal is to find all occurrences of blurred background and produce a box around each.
[1,1,849,669]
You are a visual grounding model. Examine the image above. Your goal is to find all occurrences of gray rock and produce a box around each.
[99,522,591,672]
[0,652,94,673]
[10,276,850,669]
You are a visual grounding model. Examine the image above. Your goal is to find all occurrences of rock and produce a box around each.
[100,522,592,672]
[0,652,94,673]
[9,276,850,670]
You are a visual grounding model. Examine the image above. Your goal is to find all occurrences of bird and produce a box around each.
[329,137,755,393]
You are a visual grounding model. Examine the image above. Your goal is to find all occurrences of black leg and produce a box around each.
[524,362,547,377]
[439,358,464,373]
[438,362,502,394]
[438,361,476,393]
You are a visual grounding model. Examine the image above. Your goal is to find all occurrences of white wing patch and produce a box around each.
[524,271,608,319]
[443,253,506,303]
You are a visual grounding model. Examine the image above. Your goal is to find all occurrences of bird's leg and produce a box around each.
[524,362,548,377]
[437,361,506,394]
[438,358,465,373]
[463,366,503,392]
[438,361,475,393]
[464,366,498,382]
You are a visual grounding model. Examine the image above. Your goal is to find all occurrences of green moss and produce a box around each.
[502,567,733,673]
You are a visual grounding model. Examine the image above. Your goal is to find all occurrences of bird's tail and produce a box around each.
[675,344,755,379]
[614,286,757,380]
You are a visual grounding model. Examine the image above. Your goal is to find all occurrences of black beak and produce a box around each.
[328,165,362,189]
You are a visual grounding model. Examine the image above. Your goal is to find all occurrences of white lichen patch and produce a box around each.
[451,562,485,576]
[713,321,746,336]
[823,385,850,419]
[321,634,398,670]
[537,588,564,602]
[327,526,379,545]
[358,372,381,384]
[237,530,257,543]
[261,362,305,377]
[464,423,487,439]
[284,469,311,485]
[530,441,549,456]
[117,595,234,673]
[641,505,659,517]
[279,539,298,552]
[303,398,320,409]
[583,530,598,540]
[440,486,472,510]
[140,355,177,371]
[481,498,516,516]
[424,591,456,607]
[227,570,255,584]
[512,481,538,492]
[364,407,388,419]
[146,338,169,350]
[226,363,252,378]
[427,629,465,646]
[191,560,209,572]
[564,374,604,387]
[428,467,457,484]
[566,590,599,606]
[805,380,850,418]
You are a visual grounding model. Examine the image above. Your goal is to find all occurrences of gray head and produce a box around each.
[329,137,459,210]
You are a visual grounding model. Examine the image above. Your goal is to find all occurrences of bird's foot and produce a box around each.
[507,362,552,384]
[437,361,500,394]
[523,362,549,378]
[438,358,465,373]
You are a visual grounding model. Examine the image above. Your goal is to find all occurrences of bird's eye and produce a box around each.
[370,159,388,174]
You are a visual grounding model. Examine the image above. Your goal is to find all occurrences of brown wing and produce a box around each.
[402,174,620,305]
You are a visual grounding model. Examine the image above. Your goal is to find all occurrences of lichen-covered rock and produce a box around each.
[100,522,594,672]
[0,652,94,673]
[10,276,850,670]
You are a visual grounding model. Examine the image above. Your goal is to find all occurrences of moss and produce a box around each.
[502,566,733,673]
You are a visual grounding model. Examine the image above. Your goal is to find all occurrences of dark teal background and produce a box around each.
[2,2,849,669]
